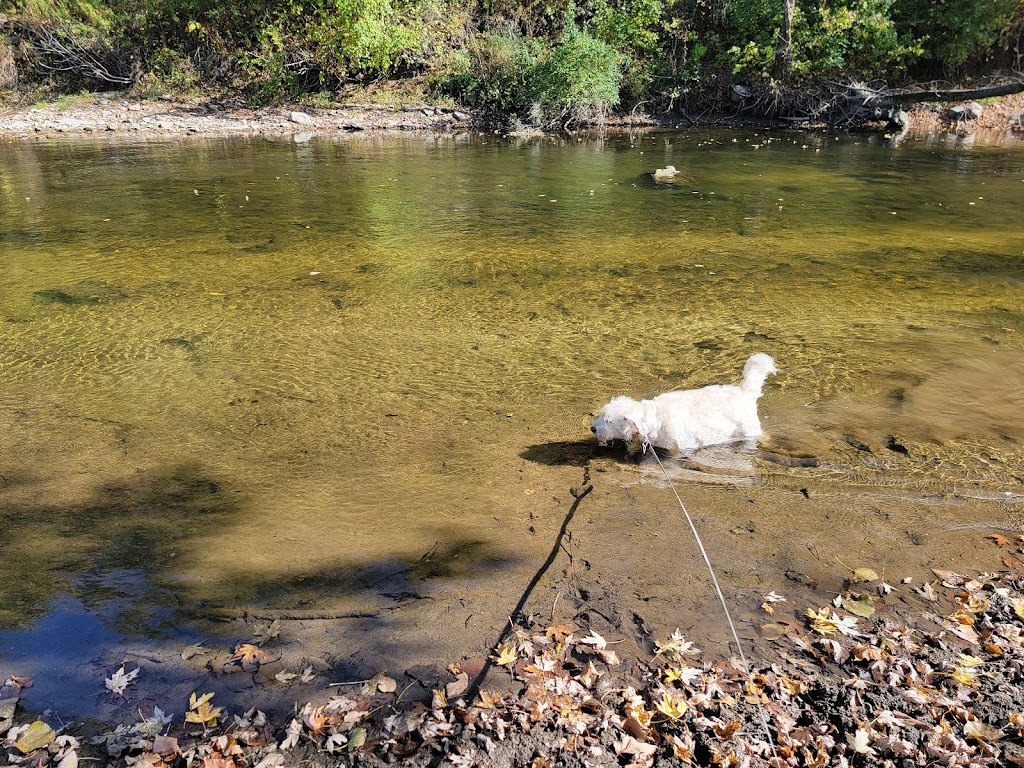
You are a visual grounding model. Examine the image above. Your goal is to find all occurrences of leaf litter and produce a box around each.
[9,565,1024,765]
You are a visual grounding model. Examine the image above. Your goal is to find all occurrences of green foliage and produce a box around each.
[587,0,665,56]
[725,0,921,82]
[456,30,542,114]
[532,28,622,125]
[892,0,1018,73]
[4,0,1021,113]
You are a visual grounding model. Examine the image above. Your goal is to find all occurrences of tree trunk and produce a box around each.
[774,0,796,82]
[871,80,1024,105]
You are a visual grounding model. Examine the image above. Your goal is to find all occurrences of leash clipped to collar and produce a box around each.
[645,439,780,763]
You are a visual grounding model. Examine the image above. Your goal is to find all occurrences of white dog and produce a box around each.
[591,353,777,454]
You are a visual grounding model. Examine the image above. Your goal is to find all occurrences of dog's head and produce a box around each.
[591,396,648,449]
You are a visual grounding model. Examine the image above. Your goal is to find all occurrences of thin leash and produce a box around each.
[644,440,780,764]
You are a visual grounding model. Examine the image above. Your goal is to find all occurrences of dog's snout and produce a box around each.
[590,425,597,433]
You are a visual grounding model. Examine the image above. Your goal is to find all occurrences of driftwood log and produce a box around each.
[840,79,1024,130]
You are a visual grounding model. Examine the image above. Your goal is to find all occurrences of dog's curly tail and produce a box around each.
[740,353,778,396]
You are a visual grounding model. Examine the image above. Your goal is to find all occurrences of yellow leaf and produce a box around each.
[186,692,222,726]
[1014,603,1024,621]
[664,667,682,683]
[490,642,518,667]
[14,721,55,753]
[951,668,977,687]
[956,653,985,668]
[805,607,839,636]
[655,692,688,720]
[964,719,1004,741]
[852,568,879,583]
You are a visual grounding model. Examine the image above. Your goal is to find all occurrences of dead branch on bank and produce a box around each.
[16,19,136,86]
[725,76,1024,130]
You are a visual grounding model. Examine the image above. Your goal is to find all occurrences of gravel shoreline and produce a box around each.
[0,95,479,139]
[2,92,1023,140]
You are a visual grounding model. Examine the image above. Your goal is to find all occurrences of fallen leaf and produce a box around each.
[14,721,55,753]
[759,623,788,641]
[347,727,367,752]
[917,582,938,601]
[852,568,879,583]
[851,644,885,661]
[847,728,874,755]
[655,692,688,720]
[445,672,469,698]
[185,691,223,727]
[544,624,574,642]
[367,672,397,693]
[956,652,985,668]
[964,718,1004,741]
[152,735,180,756]
[655,630,701,661]
[476,689,503,709]
[578,630,608,650]
[490,642,518,667]
[614,735,657,757]
[842,594,876,618]
[230,643,267,670]
[104,665,139,696]
[987,533,1011,547]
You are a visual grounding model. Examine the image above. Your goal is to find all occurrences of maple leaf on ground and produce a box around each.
[105,666,139,697]
[987,533,1011,547]
[846,728,875,755]
[186,692,223,727]
[578,631,608,650]
[655,692,688,720]
[364,672,397,694]
[655,630,701,661]
[476,689,503,709]
[805,608,862,637]
[490,642,518,667]
[279,718,302,750]
[229,643,267,671]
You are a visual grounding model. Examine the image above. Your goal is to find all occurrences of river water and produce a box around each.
[1,129,1023,717]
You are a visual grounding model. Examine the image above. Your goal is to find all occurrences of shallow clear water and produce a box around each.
[1,130,1023,697]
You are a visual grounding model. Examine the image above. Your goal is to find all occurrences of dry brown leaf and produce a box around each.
[152,735,180,757]
[545,624,574,643]
[713,721,741,739]
[445,672,469,699]
[230,643,266,669]
[476,689,503,709]
[851,644,884,661]
[987,533,1011,547]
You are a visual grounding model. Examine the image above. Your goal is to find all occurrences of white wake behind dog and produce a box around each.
[591,353,777,454]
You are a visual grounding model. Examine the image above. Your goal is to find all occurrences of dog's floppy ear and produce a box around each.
[623,414,646,443]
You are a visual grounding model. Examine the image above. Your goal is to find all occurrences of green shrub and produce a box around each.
[452,29,542,114]
[532,27,622,126]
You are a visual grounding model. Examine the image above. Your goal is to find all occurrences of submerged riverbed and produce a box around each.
[1,129,1023,720]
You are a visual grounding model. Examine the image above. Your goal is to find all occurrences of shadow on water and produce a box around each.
[0,465,521,718]
[520,440,596,467]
